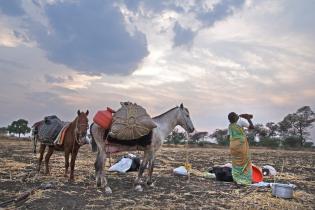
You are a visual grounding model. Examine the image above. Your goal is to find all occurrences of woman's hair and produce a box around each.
[228,112,239,123]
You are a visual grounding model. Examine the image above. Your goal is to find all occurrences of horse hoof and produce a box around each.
[147,181,155,187]
[105,186,112,194]
[135,185,143,192]
[96,179,102,188]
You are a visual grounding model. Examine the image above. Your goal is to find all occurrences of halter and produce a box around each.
[73,118,88,146]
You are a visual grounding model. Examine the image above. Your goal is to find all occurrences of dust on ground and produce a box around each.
[0,138,314,209]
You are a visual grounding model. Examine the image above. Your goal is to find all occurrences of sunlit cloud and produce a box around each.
[0,0,314,140]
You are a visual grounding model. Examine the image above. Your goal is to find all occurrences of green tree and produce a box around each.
[247,124,266,146]
[210,129,228,146]
[279,106,315,146]
[282,136,300,148]
[0,127,8,136]
[189,131,208,144]
[165,128,186,144]
[265,122,279,137]
[7,119,31,138]
[259,137,280,148]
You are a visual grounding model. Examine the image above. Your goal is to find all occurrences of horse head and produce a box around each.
[177,103,195,133]
[75,110,89,145]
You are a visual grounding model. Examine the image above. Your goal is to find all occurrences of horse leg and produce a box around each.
[64,148,70,177]
[69,145,79,182]
[44,146,54,175]
[146,157,155,186]
[94,149,111,193]
[37,144,46,173]
[134,151,151,191]
[33,136,37,154]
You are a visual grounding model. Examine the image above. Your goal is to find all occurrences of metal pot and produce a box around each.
[271,183,295,199]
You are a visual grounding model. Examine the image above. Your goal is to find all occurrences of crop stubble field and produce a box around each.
[0,138,314,209]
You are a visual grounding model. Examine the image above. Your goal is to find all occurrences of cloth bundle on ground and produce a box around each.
[109,102,156,140]
[208,166,233,182]
[262,165,277,176]
[173,166,189,176]
[108,154,140,173]
[36,116,66,145]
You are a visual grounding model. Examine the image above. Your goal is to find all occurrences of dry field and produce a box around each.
[0,138,314,210]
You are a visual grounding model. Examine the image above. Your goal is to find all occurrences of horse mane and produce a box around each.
[152,106,178,119]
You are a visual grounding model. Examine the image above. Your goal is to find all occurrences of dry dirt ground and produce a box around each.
[0,138,314,210]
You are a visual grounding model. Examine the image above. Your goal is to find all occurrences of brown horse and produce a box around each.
[35,110,89,181]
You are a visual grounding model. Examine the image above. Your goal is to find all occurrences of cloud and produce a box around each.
[196,0,245,27]
[0,0,25,16]
[19,0,148,75]
[173,22,195,47]
[44,74,71,84]
[122,0,245,48]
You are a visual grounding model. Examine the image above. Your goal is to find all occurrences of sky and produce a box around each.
[0,0,314,140]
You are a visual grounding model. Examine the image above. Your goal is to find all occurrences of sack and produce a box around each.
[108,154,140,173]
[109,102,156,140]
[209,166,233,182]
[173,166,188,176]
[37,115,65,145]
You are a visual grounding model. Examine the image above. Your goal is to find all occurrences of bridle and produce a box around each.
[73,117,88,146]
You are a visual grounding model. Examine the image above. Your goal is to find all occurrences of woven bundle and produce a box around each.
[109,102,157,140]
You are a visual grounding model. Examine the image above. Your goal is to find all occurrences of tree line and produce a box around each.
[166,106,315,148]
[0,119,31,138]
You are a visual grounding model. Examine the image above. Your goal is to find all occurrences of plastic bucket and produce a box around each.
[252,165,263,183]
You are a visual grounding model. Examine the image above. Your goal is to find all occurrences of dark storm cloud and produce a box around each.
[0,0,25,16]
[173,22,195,47]
[30,0,148,75]
[197,0,245,27]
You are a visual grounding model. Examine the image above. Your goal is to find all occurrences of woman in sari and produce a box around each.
[227,112,254,185]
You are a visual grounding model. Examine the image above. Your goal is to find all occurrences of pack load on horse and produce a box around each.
[34,115,66,145]
[33,110,89,181]
[93,102,157,141]
[90,103,195,193]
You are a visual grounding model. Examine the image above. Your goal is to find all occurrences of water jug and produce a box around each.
[93,107,115,129]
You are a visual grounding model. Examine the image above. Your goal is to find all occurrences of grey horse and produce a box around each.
[90,103,195,193]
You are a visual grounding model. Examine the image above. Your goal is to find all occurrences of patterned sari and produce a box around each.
[228,123,252,185]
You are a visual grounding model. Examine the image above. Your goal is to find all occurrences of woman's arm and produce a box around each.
[247,119,254,130]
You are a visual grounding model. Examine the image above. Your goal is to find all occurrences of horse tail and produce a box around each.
[90,123,98,152]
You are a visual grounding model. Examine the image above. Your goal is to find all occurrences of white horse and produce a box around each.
[90,103,195,193]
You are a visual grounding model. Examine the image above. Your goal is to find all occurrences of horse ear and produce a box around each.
[86,110,89,116]
[77,110,80,115]
[180,103,184,109]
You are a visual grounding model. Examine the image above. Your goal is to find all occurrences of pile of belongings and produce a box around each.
[35,115,67,145]
[173,166,189,176]
[262,165,277,176]
[108,154,140,173]
[208,163,233,182]
[109,102,156,140]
